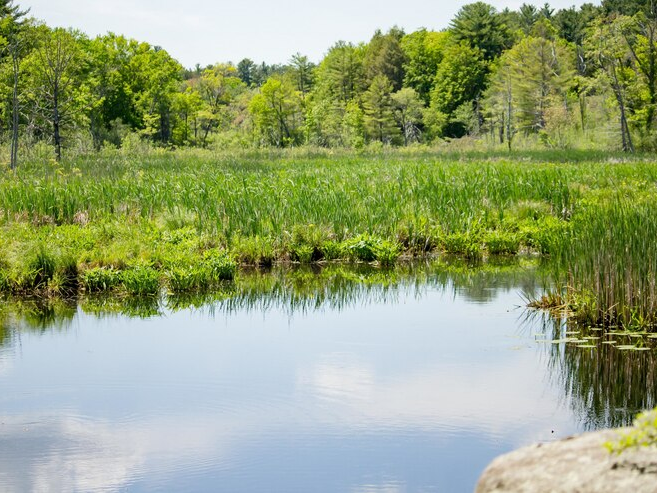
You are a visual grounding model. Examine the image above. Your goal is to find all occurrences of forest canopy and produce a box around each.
[0,0,656,162]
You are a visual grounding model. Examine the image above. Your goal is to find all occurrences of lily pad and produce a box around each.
[576,344,597,349]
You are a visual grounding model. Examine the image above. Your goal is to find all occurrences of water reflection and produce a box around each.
[0,258,653,492]
[535,316,657,429]
[1,257,541,335]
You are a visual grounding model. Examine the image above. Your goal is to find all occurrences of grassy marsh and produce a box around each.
[2,147,657,331]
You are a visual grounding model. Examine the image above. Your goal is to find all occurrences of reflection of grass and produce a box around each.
[0,258,540,330]
[536,317,657,429]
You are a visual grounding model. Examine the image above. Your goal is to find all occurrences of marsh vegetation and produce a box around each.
[1,148,657,331]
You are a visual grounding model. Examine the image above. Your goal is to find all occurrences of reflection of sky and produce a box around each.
[0,284,578,492]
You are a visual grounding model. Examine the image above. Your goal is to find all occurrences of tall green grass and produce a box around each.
[3,147,657,326]
[550,191,657,330]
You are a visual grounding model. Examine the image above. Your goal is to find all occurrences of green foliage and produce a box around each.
[81,267,122,292]
[450,2,513,60]
[249,76,304,147]
[550,192,657,329]
[1,0,656,153]
[606,407,657,453]
[344,235,400,264]
[484,231,520,255]
[231,235,275,266]
[363,27,407,91]
[401,30,450,103]
[314,41,365,105]
[362,75,400,143]
[430,42,487,138]
[443,232,483,260]
[26,246,57,289]
[121,265,160,296]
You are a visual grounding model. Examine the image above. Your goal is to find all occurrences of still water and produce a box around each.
[0,262,654,492]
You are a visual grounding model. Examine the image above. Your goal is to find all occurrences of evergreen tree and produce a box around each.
[450,2,512,60]
[362,74,399,143]
[363,27,407,91]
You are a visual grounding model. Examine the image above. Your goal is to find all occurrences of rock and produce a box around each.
[476,429,657,493]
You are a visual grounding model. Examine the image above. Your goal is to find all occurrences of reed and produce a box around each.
[550,191,657,330]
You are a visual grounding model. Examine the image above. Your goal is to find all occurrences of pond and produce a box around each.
[0,260,654,492]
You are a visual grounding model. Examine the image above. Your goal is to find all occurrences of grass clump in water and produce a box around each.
[546,192,657,330]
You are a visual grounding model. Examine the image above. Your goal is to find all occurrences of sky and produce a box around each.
[20,0,601,68]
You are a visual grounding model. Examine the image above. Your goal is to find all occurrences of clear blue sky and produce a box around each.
[20,0,600,68]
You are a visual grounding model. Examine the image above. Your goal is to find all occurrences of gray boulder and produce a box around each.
[476,429,657,493]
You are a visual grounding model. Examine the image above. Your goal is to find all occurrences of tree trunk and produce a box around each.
[610,65,634,153]
[10,51,19,170]
[53,88,62,162]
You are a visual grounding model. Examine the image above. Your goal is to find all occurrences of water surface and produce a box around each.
[0,261,654,492]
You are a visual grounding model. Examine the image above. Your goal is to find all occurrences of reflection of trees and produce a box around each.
[0,258,540,347]
[539,317,657,429]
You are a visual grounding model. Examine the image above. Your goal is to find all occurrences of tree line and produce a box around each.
[1,0,656,164]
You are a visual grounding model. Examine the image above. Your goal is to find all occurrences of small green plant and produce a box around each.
[485,231,520,255]
[203,249,236,282]
[606,407,657,454]
[291,244,314,263]
[81,267,122,292]
[121,265,160,296]
[167,266,204,293]
[320,240,345,261]
[231,235,275,266]
[0,269,9,292]
[26,246,57,289]
[443,233,483,260]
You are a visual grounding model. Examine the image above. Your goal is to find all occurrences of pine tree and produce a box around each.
[362,75,399,143]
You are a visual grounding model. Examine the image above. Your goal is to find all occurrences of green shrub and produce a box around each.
[167,250,235,293]
[81,267,122,292]
[231,235,275,266]
[443,233,483,260]
[344,235,400,264]
[121,266,160,296]
[203,249,236,281]
[291,244,314,263]
[167,266,204,293]
[485,231,520,255]
[320,240,345,261]
[26,246,57,289]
